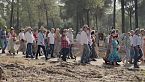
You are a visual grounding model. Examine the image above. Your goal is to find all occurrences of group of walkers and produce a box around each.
[104,28,145,68]
[0,24,145,68]
[0,25,99,63]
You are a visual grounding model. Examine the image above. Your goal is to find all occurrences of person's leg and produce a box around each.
[36,45,41,59]
[69,44,74,59]
[134,47,139,67]
[50,44,55,57]
[62,48,69,61]
[1,39,5,53]
[41,45,48,60]
[85,44,91,63]
[81,45,86,64]
[138,48,143,61]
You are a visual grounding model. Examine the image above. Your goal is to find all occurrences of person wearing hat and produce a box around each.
[60,29,70,61]
[35,26,47,60]
[25,26,35,58]
[17,28,26,55]
[80,25,91,64]
[107,34,121,66]
[67,28,75,59]
[1,26,8,53]
[47,28,55,58]
[132,28,143,68]
[7,27,17,55]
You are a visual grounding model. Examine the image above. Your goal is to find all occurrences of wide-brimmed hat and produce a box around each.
[27,26,32,30]
[10,27,14,30]
[20,28,25,31]
[39,26,45,31]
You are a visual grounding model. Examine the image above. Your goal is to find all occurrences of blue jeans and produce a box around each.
[50,44,54,57]
[26,43,34,58]
[1,39,8,51]
[61,48,69,61]
[134,46,143,66]
[81,44,90,64]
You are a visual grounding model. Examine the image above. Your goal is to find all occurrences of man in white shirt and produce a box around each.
[48,28,55,58]
[67,28,75,59]
[132,29,143,68]
[25,27,35,58]
[17,29,26,55]
[80,25,90,64]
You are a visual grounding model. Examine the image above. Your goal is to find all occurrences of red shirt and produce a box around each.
[33,32,38,41]
[61,36,69,48]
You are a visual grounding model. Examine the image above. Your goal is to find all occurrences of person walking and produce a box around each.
[61,29,70,61]
[35,26,47,60]
[54,28,61,57]
[108,34,121,66]
[67,28,75,59]
[132,29,143,68]
[1,26,8,53]
[129,30,134,64]
[47,28,55,58]
[8,27,17,55]
[17,28,26,55]
[122,32,131,65]
[80,25,91,64]
[25,27,35,58]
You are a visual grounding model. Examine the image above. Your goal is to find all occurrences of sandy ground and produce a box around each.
[0,45,145,82]
[0,53,145,82]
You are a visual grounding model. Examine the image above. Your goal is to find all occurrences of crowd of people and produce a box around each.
[0,25,145,68]
[0,25,99,63]
[104,28,145,68]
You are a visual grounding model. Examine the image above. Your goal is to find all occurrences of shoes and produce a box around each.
[17,50,18,54]
[2,50,5,53]
[134,65,139,68]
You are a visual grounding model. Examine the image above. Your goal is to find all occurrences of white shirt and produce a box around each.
[25,31,34,43]
[80,31,88,45]
[67,32,74,44]
[48,32,55,44]
[76,33,81,43]
[132,34,141,47]
[19,32,25,40]
[129,36,133,46]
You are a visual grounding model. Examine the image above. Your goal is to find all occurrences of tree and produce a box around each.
[134,0,138,28]
[113,0,116,29]
[121,0,125,33]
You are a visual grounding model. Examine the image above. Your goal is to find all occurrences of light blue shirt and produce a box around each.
[37,32,45,46]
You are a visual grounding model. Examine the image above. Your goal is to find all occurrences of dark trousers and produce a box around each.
[36,45,47,60]
[69,44,73,58]
[26,43,34,58]
[50,44,54,57]
[134,46,143,66]
[61,48,69,61]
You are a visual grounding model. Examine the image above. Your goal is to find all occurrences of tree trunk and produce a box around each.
[95,14,98,30]
[121,0,125,33]
[10,0,14,27]
[43,0,49,28]
[86,9,90,27]
[113,0,116,29]
[16,0,19,28]
[135,0,138,28]
[26,0,32,27]
[76,10,79,35]
[130,11,132,30]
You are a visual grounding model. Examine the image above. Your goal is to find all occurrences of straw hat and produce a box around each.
[10,27,14,30]
[27,26,32,30]
[39,26,45,31]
